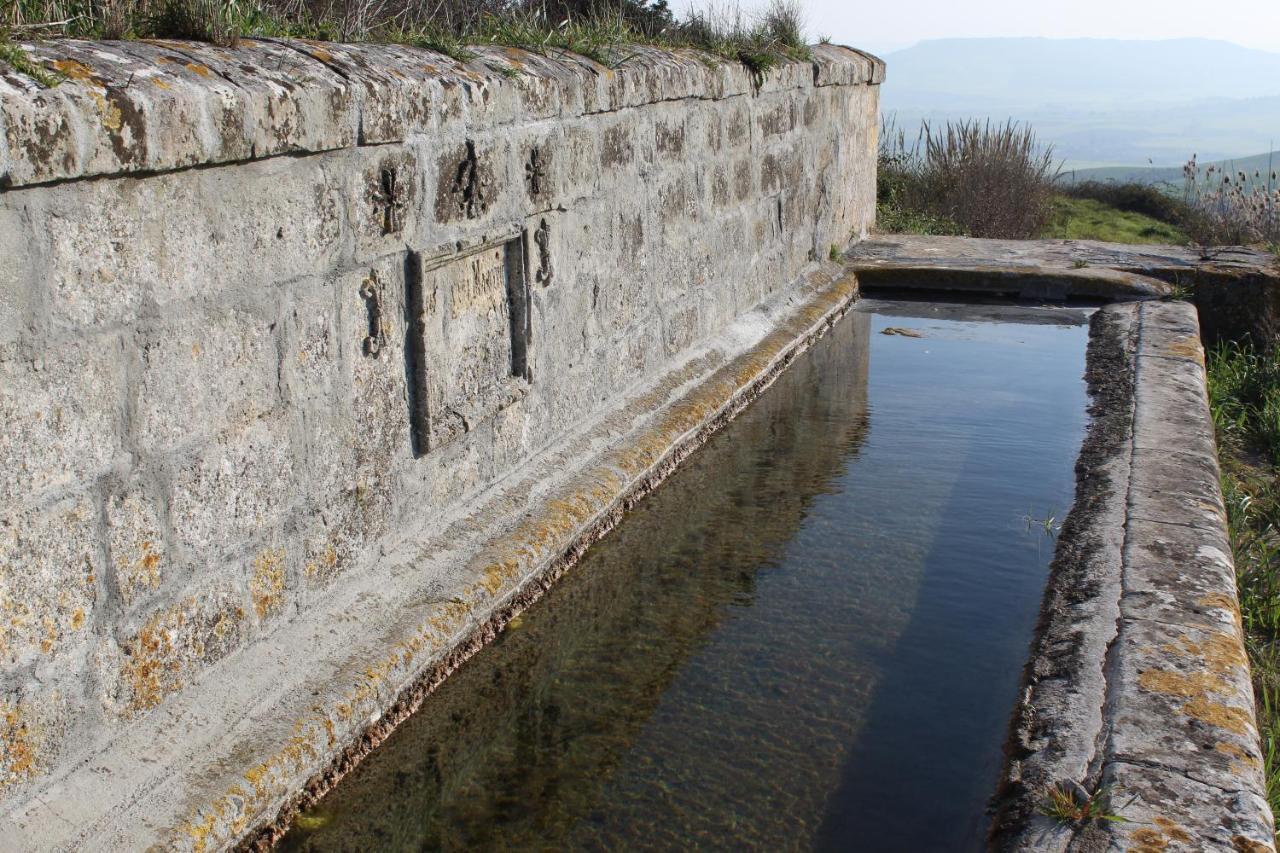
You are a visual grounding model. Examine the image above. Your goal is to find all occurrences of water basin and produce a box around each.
[282,297,1092,852]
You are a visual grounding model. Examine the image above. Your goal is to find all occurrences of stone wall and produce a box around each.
[0,37,880,829]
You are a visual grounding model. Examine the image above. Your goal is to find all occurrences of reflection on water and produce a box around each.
[282,298,1089,852]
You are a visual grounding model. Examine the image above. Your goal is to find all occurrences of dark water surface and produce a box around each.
[282,298,1091,852]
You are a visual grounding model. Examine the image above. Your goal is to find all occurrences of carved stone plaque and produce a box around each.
[407,236,530,456]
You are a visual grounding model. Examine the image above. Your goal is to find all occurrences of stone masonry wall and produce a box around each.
[0,40,881,807]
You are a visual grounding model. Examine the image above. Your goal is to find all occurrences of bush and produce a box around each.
[878,117,1059,239]
[1181,154,1280,249]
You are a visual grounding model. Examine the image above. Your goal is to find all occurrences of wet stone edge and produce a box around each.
[989,301,1276,851]
[989,303,1137,851]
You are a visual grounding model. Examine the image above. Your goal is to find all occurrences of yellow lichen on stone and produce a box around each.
[1166,335,1205,364]
[51,59,100,86]
[119,596,243,713]
[1130,821,1183,852]
[1198,591,1244,630]
[1215,740,1262,774]
[1138,667,1252,733]
[1162,631,1249,671]
[1131,816,1194,851]
[250,549,286,620]
[1138,667,1224,698]
[123,610,179,712]
[117,537,163,604]
[1184,695,1252,735]
[0,700,40,790]
[83,87,123,131]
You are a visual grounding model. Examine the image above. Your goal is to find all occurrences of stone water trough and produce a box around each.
[1,31,1278,850]
[846,234,1280,852]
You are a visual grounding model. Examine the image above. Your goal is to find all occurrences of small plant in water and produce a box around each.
[1023,508,1060,538]
[1039,781,1129,826]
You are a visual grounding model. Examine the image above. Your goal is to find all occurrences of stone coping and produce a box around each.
[991,301,1275,851]
[0,39,883,189]
[0,262,859,851]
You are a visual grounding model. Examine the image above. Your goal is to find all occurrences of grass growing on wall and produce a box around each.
[0,0,811,79]
[1207,340,1280,815]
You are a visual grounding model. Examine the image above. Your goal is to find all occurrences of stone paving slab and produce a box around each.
[844,234,1280,344]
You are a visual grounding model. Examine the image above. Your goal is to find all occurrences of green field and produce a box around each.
[1040,196,1187,244]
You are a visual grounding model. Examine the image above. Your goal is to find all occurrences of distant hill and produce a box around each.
[883,38,1280,109]
[880,38,1280,169]
[1065,151,1279,188]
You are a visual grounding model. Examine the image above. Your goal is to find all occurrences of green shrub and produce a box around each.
[877,117,1059,239]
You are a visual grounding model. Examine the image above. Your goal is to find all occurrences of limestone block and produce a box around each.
[317,259,413,543]
[41,157,343,330]
[104,579,248,716]
[558,124,600,200]
[168,413,294,560]
[349,148,420,261]
[0,493,100,668]
[134,308,280,450]
[1,39,355,187]
[0,687,69,799]
[0,341,124,502]
[812,44,883,87]
[105,483,167,609]
[42,179,157,329]
[0,205,34,344]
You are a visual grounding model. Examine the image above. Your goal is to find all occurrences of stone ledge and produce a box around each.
[0,39,882,189]
[992,300,1275,851]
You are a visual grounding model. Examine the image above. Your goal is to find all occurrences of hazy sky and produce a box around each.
[680,0,1280,55]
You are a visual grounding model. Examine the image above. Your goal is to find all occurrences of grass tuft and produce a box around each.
[1038,782,1129,826]
[2,0,814,81]
[1208,339,1280,816]
[0,29,61,86]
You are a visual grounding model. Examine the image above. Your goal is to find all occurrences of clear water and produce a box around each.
[281,298,1091,852]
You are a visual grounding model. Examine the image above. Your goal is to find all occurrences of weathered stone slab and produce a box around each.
[411,237,530,452]
[1100,761,1273,852]
[992,300,1275,851]
[0,341,124,503]
[1120,517,1236,629]
[0,494,100,671]
[134,308,280,450]
[167,413,295,560]
[0,37,880,189]
[845,234,1279,342]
